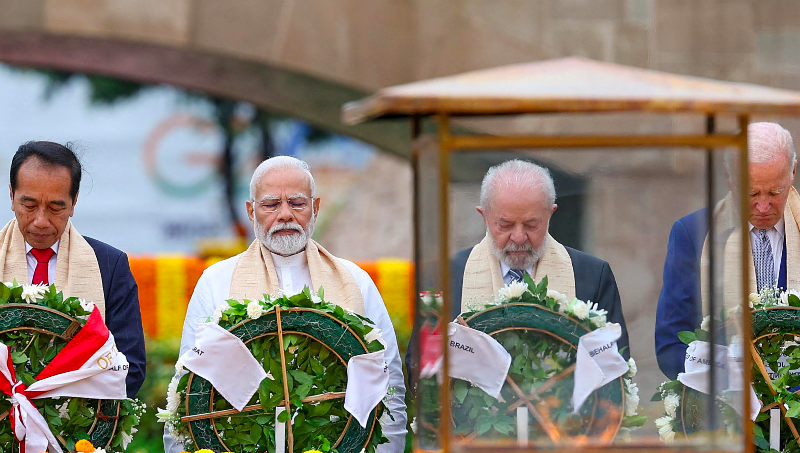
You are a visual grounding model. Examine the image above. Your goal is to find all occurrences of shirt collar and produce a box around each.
[499,260,533,280]
[25,240,59,255]
[271,250,307,268]
[748,217,786,237]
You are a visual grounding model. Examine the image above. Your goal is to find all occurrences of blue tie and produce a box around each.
[507,269,525,283]
[754,228,775,292]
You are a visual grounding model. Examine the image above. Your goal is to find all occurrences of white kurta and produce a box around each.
[164,251,408,453]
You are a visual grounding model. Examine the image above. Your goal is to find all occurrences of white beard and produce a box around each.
[489,231,546,270]
[256,215,315,256]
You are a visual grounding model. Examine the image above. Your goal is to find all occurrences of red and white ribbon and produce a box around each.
[0,308,128,453]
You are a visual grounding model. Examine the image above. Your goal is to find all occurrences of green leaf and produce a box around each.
[10,352,27,365]
[678,330,697,345]
[786,401,800,418]
[277,409,290,423]
[789,294,800,308]
[454,381,468,403]
[259,378,272,412]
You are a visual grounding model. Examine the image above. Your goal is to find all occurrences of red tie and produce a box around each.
[30,248,54,285]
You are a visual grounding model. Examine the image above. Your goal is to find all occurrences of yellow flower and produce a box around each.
[75,439,95,453]
[195,450,215,453]
[304,450,323,453]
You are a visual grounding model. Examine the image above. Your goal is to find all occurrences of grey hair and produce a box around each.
[249,156,316,200]
[479,159,556,210]
[748,122,797,171]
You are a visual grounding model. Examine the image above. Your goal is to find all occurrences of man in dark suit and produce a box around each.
[656,122,797,379]
[407,160,629,379]
[5,141,145,397]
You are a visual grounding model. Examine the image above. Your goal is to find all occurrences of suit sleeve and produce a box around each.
[104,252,147,398]
[596,262,630,360]
[655,220,700,380]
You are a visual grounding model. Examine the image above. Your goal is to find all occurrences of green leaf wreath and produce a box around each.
[654,286,800,452]
[415,275,644,445]
[0,281,144,453]
[159,287,389,453]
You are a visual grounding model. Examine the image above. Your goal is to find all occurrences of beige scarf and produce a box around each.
[0,219,106,317]
[701,188,800,314]
[461,233,576,312]
[229,239,365,315]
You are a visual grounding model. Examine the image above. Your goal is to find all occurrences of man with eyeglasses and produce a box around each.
[167,156,407,453]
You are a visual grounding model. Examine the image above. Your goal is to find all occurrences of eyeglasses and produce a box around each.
[253,196,314,213]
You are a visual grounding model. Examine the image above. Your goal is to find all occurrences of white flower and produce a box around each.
[330,415,340,422]
[79,298,95,313]
[57,401,70,420]
[497,281,528,302]
[247,301,264,319]
[311,294,322,303]
[700,315,710,331]
[616,426,632,443]
[120,429,133,449]
[94,448,106,453]
[175,360,184,373]
[655,416,676,442]
[627,358,637,378]
[365,327,383,344]
[212,306,224,323]
[410,416,417,433]
[664,392,680,418]
[624,379,639,416]
[166,375,181,413]
[546,289,568,304]
[749,292,761,306]
[567,298,590,320]
[586,301,608,326]
[780,292,790,306]
[20,284,46,303]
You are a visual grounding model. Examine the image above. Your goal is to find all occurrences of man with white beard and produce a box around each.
[452,159,630,355]
[167,156,407,453]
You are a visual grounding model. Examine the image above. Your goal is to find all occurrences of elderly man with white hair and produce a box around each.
[452,159,630,355]
[166,156,407,453]
[656,122,800,379]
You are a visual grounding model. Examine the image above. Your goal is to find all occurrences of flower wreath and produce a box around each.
[654,286,800,452]
[0,282,144,453]
[159,287,390,453]
[416,275,644,444]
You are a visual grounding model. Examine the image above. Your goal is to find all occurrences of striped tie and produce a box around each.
[507,269,525,283]
[754,228,775,292]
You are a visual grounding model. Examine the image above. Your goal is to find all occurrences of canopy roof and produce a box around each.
[342,57,800,124]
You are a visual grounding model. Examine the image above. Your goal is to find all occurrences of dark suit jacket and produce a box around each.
[654,209,787,380]
[85,237,146,398]
[407,244,630,381]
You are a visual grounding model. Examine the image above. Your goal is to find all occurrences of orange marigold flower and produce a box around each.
[75,439,95,453]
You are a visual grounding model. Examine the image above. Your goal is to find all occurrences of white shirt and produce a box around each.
[499,260,533,285]
[165,250,408,453]
[25,240,59,284]
[749,218,785,285]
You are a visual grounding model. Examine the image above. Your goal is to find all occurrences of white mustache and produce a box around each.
[269,223,303,235]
